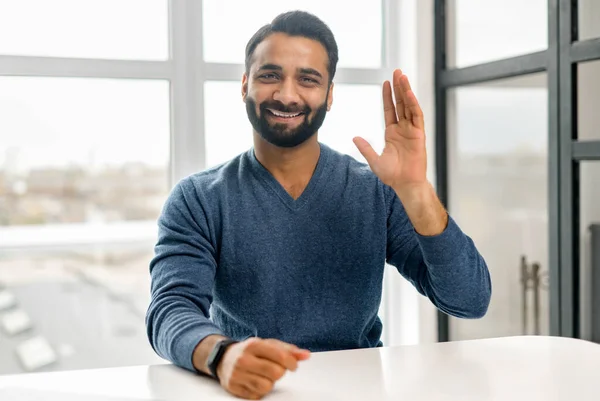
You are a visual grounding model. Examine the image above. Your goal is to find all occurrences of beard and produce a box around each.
[245,95,328,148]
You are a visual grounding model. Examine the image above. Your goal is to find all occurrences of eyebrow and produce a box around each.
[257,63,283,72]
[298,67,323,79]
[256,64,323,80]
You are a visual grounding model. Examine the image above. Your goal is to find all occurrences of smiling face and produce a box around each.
[242,32,334,148]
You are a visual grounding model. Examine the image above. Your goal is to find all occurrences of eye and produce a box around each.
[259,73,278,80]
[300,77,319,84]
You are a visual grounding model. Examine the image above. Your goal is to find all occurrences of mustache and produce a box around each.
[260,101,310,114]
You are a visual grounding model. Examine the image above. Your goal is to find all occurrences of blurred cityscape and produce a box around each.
[0,159,170,374]
[0,157,168,226]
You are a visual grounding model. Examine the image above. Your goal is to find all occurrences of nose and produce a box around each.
[272,78,301,106]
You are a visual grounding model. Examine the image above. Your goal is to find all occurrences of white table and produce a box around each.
[1,336,599,400]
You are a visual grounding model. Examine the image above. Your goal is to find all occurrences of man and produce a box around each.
[146,10,491,400]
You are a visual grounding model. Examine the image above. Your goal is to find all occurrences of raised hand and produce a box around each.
[353,69,427,192]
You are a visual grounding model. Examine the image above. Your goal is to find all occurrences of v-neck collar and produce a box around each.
[247,142,331,211]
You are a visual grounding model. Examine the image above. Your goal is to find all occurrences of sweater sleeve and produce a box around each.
[385,187,492,319]
[145,179,224,372]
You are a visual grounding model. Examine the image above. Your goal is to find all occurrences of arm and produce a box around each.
[146,179,311,400]
[385,185,491,318]
[353,69,491,318]
[145,179,225,372]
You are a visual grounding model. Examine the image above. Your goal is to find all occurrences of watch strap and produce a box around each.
[207,339,238,381]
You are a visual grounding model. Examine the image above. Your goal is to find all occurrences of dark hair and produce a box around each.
[244,11,339,84]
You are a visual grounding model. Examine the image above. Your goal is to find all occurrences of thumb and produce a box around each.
[290,347,311,360]
[270,339,311,360]
[353,137,379,169]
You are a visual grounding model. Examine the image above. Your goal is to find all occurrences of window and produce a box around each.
[578,0,600,41]
[0,248,165,374]
[446,0,548,68]
[319,84,384,161]
[578,60,600,140]
[447,73,549,340]
[202,0,382,68]
[0,76,170,373]
[0,0,169,60]
[204,81,253,168]
[0,77,170,226]
[579,162,600,342]
[577,60,600,342]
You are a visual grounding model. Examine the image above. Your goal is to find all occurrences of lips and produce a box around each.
[266,108,304,119]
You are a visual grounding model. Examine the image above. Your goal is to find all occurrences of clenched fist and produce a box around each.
[217,338,310,399]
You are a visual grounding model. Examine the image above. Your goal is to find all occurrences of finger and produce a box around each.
[393,69,407,120]
[238,371,274,397]
[382,80,398,127]
[352,137,379,169]
[247,340,298,372]
[237,354,287,381]
[261,339,302,370]
[397,74,422,129]
[291,348,311,361]
[229,382,261,400]
[263,339,311,360]
[404,86,425,131]
[399,73,413,119]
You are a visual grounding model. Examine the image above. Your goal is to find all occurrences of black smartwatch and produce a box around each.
[206,338,238,381]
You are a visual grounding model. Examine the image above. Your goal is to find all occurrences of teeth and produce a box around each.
[268,109,302,118]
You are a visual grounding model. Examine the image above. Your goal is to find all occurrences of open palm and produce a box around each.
[353,69,427,191]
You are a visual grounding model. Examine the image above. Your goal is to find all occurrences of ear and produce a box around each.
[326,82,334,111]
[241,73,248,103]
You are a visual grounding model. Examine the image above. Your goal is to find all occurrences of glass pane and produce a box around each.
[204,82,383,168]
[204,81,254,168]
[202,0,382,68]
[0,249,165,374]
[579,0,600,40]
[446,0,548,68]
[578,60,600,140]
[579,64,600,341]
[319,84,384,161]
[0,77,170,373]
[447,73,549,340]
[579,163,600,343]
[0,0,168,60]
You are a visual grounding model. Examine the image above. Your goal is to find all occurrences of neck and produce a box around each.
[253,133,321,187]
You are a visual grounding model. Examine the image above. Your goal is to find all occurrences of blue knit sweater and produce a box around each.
[146,143,491,371]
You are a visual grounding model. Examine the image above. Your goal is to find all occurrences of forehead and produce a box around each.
[250,33,329,77]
